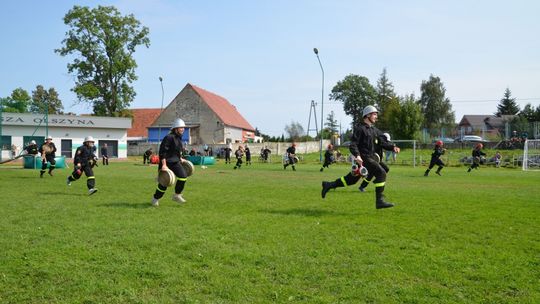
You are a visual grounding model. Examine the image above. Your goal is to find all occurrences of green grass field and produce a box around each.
[1,157,539,303]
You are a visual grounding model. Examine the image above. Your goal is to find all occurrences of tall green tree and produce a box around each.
[495,88,520,117]
[519,103,536,122]
[284,121,305,141]
[1,88,31,113]
[30,85,64,114]
[329,74,377,125]
[375,68,396,131]
[325,111,338,133]
[56,5,150,116]
[389,94,424,140]
[418,75,455,133]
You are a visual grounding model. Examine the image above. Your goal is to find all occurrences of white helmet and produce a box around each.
[46,136,53,140]
[362,105,378,117]
[171,118,186,129]
[84,136,95,143]
[383,133,391,141]
[30,140,36,145]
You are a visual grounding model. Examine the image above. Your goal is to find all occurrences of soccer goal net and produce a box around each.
[523,139,540,171]
[388,140,417,167]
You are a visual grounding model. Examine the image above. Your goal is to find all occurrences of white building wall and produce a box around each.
[1,113,130,159]
[3,126,128,158]
[225,126,243,143]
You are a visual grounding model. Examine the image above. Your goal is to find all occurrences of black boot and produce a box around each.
[424,169,429,177]
[435,168,442,176]
[358,179,369,192]
[321,181,333,199]
[376,192,394,209]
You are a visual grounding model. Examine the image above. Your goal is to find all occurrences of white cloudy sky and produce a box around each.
[1,0,539,136]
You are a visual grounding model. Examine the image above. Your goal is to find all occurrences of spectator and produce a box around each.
[492,151,502,168]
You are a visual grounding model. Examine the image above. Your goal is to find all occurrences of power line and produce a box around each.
[451,97,540,103]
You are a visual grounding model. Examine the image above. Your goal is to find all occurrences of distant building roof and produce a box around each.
[128,108,162,137]
[459,114,515,130]
[189,83,255,131]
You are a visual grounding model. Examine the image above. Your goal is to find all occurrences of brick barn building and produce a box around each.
[148,83,255,144]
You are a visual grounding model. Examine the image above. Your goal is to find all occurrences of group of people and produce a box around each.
[424,140,493,176]
[22,135,111,196]
[21,104,503,209]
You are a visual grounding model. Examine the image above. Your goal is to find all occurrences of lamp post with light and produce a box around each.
[313,48,324,162]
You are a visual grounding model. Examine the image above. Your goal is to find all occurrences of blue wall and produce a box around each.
[148,127,190,143]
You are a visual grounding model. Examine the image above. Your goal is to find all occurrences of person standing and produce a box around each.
[424,140,446,176]
[384,133,397,163]
[151,118,189,206]
[66,136,98,195]
[283,143,297,171]
[38,136,57,178]
[101,143,109,166]
[233,145,244,169]
[224,144,232,164]
[321,105,400,209]
[245,145,252,165]
[358,131,393,192]
[468,143,486,172]
[143,148,153,165]
[493,151,502,168]
[320,144,335,172]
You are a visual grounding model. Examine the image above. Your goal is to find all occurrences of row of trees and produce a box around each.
[284,68,539,142]
[284,69,453,141]
[496,88,540,121]
[329,69,454,140]
[0,86,64,114]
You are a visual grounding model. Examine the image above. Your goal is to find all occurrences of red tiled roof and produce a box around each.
[128,108,162,137]
[189,84,255,131]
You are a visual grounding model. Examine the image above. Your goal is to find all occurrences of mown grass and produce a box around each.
[0,157,539,303]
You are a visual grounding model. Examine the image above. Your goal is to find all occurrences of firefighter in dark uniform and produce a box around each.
[321,105,400,209]
[283,143,297,171]
[151,118,189,206]
[358,132,393,192]
[468,143,486,172]
[24,140,39,155]
[233,145,244,169]
[320,144,335,172]
[101,143,109,165]
[66,136,98,195]
[224,145,232,164]
[143,148,153,164]
[39,136,57,178]
[424,140,446,176]
[245,145,252,165]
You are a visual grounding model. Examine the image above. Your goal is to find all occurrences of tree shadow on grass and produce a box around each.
[99,202,152,209]
[41,191,86,197]
[10,176,39,179]
[260,208,349,217]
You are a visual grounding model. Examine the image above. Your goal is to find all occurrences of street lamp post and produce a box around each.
[313,48,324,162]
[158,76,164,144]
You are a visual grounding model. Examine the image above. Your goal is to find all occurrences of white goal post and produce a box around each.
[523,139,540,171]
[389,140,417,168]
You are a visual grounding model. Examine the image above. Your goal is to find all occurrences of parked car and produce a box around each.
[433,137,455,143]
[456,135,487,143]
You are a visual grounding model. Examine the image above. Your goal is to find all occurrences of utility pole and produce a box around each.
[306,100,319,138]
